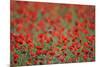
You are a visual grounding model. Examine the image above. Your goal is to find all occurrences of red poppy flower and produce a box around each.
[26,38,32,44]
[15,43,19,49]
[36,46,43,50]
[36,50,42,55]
[58,55,65,62]
[61,35,67,43]
[48,51,55,56]
[42,50,48,55]
[83,55,88,60]
[86,35,95,42]
[28,43,34,48]
[38,34,45,39]
[13,53,19,60]
[30,51,36,57]
[62,45,67,51]
[84,42,89,47]
[38,20,45,30]
[65,12,72,22]
[82,29,89,34]
[16,23,23,32]
[30,11,37,21]
[29,23,34,30]
[15,36,24,44]
[19,34,25,40]
[89,23,95,30]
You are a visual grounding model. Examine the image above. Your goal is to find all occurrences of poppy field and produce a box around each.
[10,1,95,66]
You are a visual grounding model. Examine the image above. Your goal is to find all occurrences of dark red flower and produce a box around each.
[48,51,55,56]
